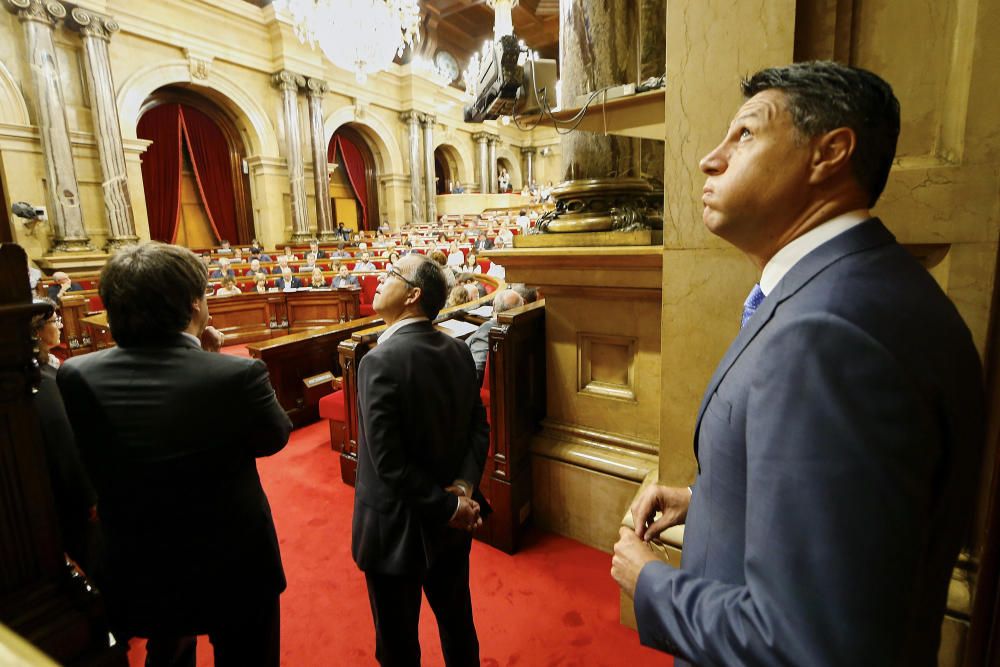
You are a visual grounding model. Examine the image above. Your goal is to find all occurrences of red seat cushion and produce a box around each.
[319,389,346,421]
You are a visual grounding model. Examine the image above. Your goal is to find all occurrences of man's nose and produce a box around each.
[699,144,726,175]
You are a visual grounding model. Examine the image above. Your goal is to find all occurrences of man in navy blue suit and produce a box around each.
[612,62,984,666]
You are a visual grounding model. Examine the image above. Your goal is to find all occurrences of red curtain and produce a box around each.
[331,135,368,230]
[136,103,182,243]
[179,105,239,244]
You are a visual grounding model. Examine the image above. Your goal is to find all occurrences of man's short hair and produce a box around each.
[510,283,538,304]
[741,61,900,207]
[407,254,448,320]
[493,289,524,315]
[100,243,207,346]
[429,250,448,266]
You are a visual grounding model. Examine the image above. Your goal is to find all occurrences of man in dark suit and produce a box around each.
[275,267,302,290]
[472,231,493,252]
[59,243,292,667]
[47,270,83,301]
[352,253,490,666]
[612,62,984,666]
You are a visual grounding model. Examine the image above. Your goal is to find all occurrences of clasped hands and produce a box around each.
[445,483,482,533]
[611,484,691,597]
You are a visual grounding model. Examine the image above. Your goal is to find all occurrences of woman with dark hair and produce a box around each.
[30,297,99,573]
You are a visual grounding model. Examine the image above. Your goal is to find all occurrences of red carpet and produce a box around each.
[126,420,670,666]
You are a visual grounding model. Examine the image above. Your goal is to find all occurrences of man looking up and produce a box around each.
[58,242,292,667]
[352,253,490,666]
[612,62,984,666]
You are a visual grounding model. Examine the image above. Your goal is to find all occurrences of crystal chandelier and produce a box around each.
[276,0,421,84]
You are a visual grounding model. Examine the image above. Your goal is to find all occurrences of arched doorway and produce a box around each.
[497,157,515,193]
[434,148,449,194]
[328,126,381,233]
[136,87,254,247]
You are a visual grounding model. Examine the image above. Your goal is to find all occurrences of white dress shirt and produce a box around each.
[377,316,429,345]
[759,209,870,296]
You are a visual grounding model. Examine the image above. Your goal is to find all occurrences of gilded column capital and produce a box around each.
[399,110,423,125]
[6,0,65,25]
[271,69,305,92]
[306,77,328,98]
[488,133,502,145]
[471,131,491,144]
[520,145,537,155]
[421,113,436,127]
[67,6,118,41]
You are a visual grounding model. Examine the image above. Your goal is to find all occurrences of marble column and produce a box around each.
[421,113,437,224]
[487,135,499,194]
[400,111,423,224]
[68,7,137,250]
[521,146,536,187]
[558,0,665,180]
[10,0,91,251]
[272,70,309,241]
[472,132,490,194]
[306,78,334,240]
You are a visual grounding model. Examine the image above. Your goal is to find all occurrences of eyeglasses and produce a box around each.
[381,268,418,289]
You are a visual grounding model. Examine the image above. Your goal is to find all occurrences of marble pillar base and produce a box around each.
[318,231,339,242]
[536,177,663,235]
[50,238,95,254]
[289,232,313,243]
[104,236,139,252]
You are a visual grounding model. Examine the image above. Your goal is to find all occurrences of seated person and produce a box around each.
[274,255,292,274]
[47,271,83,301]
[230,248,246,265]
[281,245,296,261]
[373,232,389,248]
[515,210,531,234]
[446,242,465,267]
[308,239,326,259]
[275,267,302,291]
[461,252,482,274]
[209,257,236,280]
[466,289,524,382]
[331,243,351,259]
[217,239,233,254]
[298,253,318,273]
[245,258,269,276]
[445,285,472,309]
[253,272,269,294]
[310,267,329,289]
[332,264,360,289]
[457,273,487,299]
[215,276,241,297]
[385,251,401,272]
[429,249,457,288]
[250,238,265,254]
[497,221,514,246]
[353,252,377,272]
[400,240,414,256]
[473,231,494,252]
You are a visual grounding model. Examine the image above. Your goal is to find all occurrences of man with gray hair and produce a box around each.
[465,288,524,383]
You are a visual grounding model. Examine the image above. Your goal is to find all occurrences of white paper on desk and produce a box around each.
[437,319,479,337]
[467,305,493,318]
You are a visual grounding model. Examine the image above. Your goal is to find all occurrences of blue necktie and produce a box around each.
[741,283,765,329]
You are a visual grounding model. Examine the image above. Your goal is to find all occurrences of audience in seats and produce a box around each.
[254,273,270,294]
[446,241,465,267]
[331,242,351,259]
[217,239,233,254]
[250,247,273,263]
[210,257,236,280]
[48,271,83,301]
[515,209,531,234]
[429,250,456,288]
[385,251,401,272]
[445,285,473,309]
[276,267,302,291]
[215,276,242,297]
[353,251,377,272]
[473,231,494,252]
[332,264,360,289]
[462,252,483,274]
[298,253,318,273]
[31,297,99,575]
[466,289,524,383]
[246,258,268,276]
[311,267,329,289]
[230,248,245,265]
[58,243,291,666]
[309,239,326,259]
[352,253,489,667]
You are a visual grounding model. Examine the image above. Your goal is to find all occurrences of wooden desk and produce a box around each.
[247,314,382,428]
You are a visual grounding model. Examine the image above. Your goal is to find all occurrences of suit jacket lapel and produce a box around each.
[692,218,896,462]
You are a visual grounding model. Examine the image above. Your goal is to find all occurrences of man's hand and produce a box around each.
[631,484,691,542]
[611,527,660,598]
[200,325,225,352]
[447,495,482,532]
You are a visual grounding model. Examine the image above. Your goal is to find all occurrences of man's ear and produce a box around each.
[405,286,423,309]
[808,127,856,185]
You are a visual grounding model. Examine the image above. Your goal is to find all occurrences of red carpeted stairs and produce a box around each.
[126,405,670,665]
